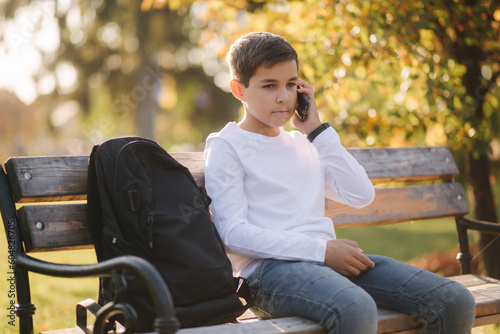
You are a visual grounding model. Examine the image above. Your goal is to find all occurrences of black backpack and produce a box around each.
[86,137,250,331]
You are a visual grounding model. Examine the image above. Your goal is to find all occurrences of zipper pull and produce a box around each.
[147,212,155,248]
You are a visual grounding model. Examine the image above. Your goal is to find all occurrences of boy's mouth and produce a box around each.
[272,109,291,116]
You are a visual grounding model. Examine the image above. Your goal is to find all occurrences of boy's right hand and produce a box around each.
[324,239,375,276]
[292,79,322,135]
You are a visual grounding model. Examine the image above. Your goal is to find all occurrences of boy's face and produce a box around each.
[232,60,298,136]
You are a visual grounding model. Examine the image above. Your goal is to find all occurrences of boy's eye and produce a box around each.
[263,84,275,88]
[287,82,297,88]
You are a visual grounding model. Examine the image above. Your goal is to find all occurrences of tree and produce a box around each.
[422,0,500,278]
[0,0,239,151]
[147,0,500,277]
[351,0,500,278]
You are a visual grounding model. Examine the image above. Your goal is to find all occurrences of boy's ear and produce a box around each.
[230,79,245,102]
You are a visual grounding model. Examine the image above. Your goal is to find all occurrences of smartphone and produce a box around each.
[296,91,309,122]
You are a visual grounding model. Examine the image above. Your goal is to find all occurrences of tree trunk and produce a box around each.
[135,62,159,140]
[462,60,500,279]
[134,9,159,140]
[464,151,500,278]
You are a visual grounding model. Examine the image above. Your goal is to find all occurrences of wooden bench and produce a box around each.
[2,146,500,334]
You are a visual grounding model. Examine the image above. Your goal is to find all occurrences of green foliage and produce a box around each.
[1,0,497,152]
[0,0,241,151]
[184,0,499,152]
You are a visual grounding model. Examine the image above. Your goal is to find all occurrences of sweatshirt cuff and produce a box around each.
[315,238,328,264]
[311,126,341,151]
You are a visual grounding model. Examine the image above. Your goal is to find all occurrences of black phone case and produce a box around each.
[296,92,309,122]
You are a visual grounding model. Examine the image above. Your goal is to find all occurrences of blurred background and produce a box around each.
[0,0,499,332]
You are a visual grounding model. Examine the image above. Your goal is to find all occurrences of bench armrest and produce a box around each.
[16,253,180,334]
[456,217,500,234]
[455,216,500,275]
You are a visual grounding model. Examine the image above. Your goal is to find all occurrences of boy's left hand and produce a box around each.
[292,79,322,135]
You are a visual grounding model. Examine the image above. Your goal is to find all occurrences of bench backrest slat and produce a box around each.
[348,146,458,183]
[3,146,468,253]
[20,182,468,252]
[5,156,89,203]
[18,204,91,252]
[329,183,468,228]
[5,147,457,203]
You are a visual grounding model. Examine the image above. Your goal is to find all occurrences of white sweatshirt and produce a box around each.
[204,122,375,278]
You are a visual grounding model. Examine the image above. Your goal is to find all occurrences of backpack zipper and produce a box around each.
[113,138,200,204]
[147,212,155,248]
[112,138,202,249]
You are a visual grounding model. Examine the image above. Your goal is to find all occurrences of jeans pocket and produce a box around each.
[247,260,265,289]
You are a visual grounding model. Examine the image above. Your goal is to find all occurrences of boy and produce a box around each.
[204,32,475,333]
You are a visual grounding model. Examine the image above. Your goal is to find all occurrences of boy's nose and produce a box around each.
[276,88,291,104]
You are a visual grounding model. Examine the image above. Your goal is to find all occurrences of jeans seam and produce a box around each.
[300,273,335,295]
[248,260,265,283]
[362,273,462,332]
[257,284,362,319]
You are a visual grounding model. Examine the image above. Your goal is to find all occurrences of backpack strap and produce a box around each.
[86,144,106,261]
[199,186,212,208]
[234,277,255,309]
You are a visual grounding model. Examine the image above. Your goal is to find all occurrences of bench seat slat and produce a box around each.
[177,316,326,334]
[473,314,500,328]
[469,284,500,317]
[329,183,469,228]
[174,275,500,334]
[449,274,500,287]
[4,147,458,203]
[444,275,500,325]
[376,308,418,333]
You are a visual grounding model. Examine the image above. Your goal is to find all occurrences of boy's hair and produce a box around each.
[227,32,298,87]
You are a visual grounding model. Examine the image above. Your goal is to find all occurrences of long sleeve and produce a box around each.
[313,127,375,208]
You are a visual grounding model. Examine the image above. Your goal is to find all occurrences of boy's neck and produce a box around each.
[237,120,281,137]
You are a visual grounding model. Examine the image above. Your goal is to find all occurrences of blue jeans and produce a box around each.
[246,255,475,333]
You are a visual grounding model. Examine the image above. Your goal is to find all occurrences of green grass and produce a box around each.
[336,217,463,262]
[0,234,98,333]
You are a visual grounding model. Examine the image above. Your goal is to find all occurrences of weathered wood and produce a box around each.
[178,316,326,334]
[347,146,458,183]
[329,183,469,228]
[179,274,500,333]
[5,156,89,203]
[18,204,92,252]
[18,182,469,252]
[376,309,419,333]
[468,282,500,317]
[449,274,500,287]
[450,274,500,323]
[41,328,86,334]
[170,152,205,186]
[3,147,458,202]
[449,275,500,323]
[473,314,500,328]
[177,147,460,185]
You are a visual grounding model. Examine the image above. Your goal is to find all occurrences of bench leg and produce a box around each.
[1,168,36,333]
[16,267,36,334]
[456,217,473,275]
